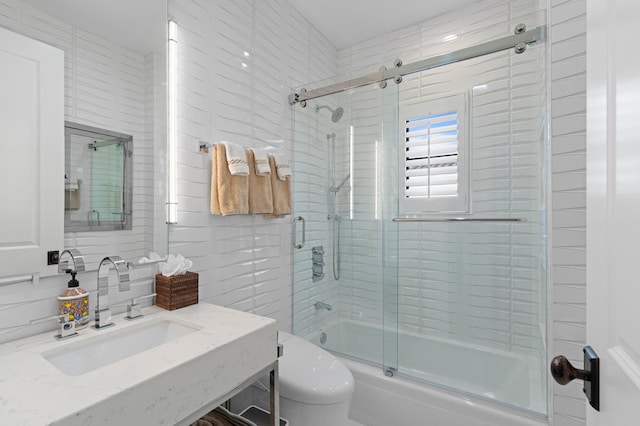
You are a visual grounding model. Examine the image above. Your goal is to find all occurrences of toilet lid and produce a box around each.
[274,331,354,405]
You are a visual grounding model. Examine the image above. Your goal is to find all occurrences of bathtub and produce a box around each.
[308,320,548,426]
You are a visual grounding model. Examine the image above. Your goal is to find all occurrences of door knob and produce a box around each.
[550,355,589,384]
[550,345,599,411]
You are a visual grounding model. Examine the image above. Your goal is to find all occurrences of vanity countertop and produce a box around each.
[0,303,277,425]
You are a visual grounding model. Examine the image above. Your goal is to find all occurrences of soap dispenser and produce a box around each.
[57,249,89,329]
[58,271,90,329]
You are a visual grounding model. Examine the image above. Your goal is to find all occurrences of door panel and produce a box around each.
[0,26,64,279]
[586,0,640,422]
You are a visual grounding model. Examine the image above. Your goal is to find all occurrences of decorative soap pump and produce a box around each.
[57,249,90,329]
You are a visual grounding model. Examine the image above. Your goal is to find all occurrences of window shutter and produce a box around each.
[399,93,468,213]
[404,111,459,199]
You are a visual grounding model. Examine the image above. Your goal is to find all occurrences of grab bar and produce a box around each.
[293,216,306,249]
[0,275,34,287]
[88,209,101,226]
[392,217,525,223]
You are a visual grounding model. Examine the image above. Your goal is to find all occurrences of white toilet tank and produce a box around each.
[274,331,354,426]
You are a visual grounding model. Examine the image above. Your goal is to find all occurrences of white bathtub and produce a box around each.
[309,320,548,426]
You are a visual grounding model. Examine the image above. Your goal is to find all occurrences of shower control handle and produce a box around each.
[550,346,599,411]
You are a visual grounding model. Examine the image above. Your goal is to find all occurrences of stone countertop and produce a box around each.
[0,303,277,425]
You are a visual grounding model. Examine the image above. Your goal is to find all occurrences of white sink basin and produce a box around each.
[0,304,277,425]
[42,318,201,376]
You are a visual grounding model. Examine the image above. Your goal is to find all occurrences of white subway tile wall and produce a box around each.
[166,0,338,332]
[550,0,587,424]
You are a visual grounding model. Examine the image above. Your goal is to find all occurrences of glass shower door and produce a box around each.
[388,37,548,414]
[292,12,547,414]
[292,79,399,369]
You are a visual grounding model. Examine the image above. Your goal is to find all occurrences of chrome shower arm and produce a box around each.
[330,174,351,193]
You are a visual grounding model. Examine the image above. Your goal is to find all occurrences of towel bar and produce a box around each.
[0,274,34,287]
[392,217,525,223]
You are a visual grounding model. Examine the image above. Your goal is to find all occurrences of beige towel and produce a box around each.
[248,148,271,176]
[264,154,291,218]
[211,144,249,215]
[270,152,291,180]
[246,149,273,214]
[201,415,226,426]
[221,141,249,175]
[190,420,214,426]
[201,406,257,426]
[65,183,81,210]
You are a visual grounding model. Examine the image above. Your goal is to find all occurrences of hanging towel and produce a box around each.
[210,144,249,215]
[65,182,81,210]
[201,406,257,426]
[248,148,271,176]
[65,179,79,192]
[221,141,249,175]
[270,152,291,181]
[264,154,291,218]
[189,420,214,426]
[246,148,273,214]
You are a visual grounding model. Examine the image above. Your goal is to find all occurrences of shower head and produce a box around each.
[315,104,344,123]
[331,107,344,122]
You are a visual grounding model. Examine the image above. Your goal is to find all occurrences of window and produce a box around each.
[399,94,468,213]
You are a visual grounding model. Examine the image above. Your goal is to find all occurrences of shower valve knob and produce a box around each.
[550,346,600,411]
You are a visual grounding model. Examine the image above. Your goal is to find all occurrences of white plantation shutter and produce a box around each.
[405,111,459,198]
[399,94,468,213]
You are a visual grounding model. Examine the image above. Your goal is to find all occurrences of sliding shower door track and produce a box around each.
[289,24,546,105]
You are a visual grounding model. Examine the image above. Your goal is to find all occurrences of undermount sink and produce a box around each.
[0,303,278,425]
[42,318,201,376]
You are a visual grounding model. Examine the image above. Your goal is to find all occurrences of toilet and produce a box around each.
[266,331,355,426]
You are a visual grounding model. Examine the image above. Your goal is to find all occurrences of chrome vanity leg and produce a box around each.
[269,360,280,426]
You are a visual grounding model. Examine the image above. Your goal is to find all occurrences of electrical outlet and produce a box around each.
[47,250,59,265]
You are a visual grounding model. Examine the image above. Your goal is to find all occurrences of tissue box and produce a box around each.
[155,272,198,310]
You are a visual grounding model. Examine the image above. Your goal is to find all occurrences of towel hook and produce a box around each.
[199,142,211,153]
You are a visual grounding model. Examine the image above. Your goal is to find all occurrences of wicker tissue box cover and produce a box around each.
[155,271,198,310]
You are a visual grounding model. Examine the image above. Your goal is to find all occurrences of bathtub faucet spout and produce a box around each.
[315,301,333,311]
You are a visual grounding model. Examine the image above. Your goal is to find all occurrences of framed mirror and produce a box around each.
[64,122,133,232]
[15,0,169,270]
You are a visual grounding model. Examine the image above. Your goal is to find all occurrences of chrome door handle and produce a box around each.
[293,216,305,249]
[551,346,599,411]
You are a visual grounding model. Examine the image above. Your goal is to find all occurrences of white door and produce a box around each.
[586,0,640,423]
[0,26,64,280]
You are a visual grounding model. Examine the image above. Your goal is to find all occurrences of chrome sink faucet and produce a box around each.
[58,248,85,274]
[95,256,130,329]
[30,314,77,340]
[126,293,157,320]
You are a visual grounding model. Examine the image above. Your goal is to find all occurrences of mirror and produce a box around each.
[64,122,133,232]
[19,0,168,270]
